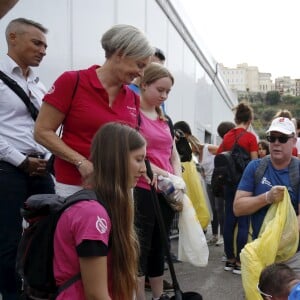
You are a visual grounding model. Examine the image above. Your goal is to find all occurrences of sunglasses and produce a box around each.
[266,134,294,143]
[257,283,272,298]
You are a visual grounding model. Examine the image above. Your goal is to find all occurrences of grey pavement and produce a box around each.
[146,234,245,300]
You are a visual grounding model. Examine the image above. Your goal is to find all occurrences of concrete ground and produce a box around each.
[146,233,245,300]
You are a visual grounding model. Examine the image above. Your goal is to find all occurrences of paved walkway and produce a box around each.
[146,235,245,300]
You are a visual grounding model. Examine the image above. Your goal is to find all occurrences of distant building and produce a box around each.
[274,76,296,96]
[219,63,273,93]
[259,72,273,93]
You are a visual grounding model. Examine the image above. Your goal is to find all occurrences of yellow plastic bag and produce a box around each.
[182,161,210,229]
[240,188,299,300]
[178,194,209,266]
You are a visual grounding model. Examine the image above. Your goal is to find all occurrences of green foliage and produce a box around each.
[243,92,300,139]
[265,91,281,105]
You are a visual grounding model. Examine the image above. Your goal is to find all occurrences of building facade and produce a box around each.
[219,63,273,93]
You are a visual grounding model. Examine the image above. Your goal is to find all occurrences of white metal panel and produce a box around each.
[0,0,72,87]
[0,0,237,139]
[116,0,146,30]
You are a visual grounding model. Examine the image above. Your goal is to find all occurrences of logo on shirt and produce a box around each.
[261,177,272,188]
[96,216,107,234]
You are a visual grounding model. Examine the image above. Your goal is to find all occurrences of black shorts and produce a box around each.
[134,187,175,277]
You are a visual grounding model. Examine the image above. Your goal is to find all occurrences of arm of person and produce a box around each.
[208,144,218,155]
[79,256,111,300]
[0,134,27,166]
[234,186,285,216]
[34,102,93,179]
[234,190,268,216]
[0,136,48,175]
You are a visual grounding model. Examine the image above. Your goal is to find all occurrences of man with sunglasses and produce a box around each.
[233,117,300,274]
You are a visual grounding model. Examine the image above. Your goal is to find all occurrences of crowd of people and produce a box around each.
[1,12,300,300]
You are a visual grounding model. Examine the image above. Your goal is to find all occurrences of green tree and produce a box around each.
[265,91,281,105]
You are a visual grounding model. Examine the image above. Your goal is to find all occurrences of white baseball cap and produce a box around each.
[266,117,296,135]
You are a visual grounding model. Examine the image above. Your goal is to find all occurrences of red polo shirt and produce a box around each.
[44,65,140,185]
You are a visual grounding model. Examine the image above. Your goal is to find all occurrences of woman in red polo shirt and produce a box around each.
[217,102,258,275]
[34,24,153,197]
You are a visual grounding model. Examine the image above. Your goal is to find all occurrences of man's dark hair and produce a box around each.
[174,121,192,135]
[154,47,165,62]
[259,263,297,298]
[6,17,48,38]
[217,121,235,138]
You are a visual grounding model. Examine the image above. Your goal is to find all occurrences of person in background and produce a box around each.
[128,47,165,95]
[258,263,300,300]
[234,117,300,275]
[218,102,258,275]
[258,140,270,158]
[0,0,18,18]
[134,63,183,300]
[273,109,298,157]
[293,118,300,159]
[214,121,236,261]
[54,122,147,300]
[129,48,173,293]
[173,121,211,231]
[34,24,153,197]
[0,18,55,300]
[173,121,218,241]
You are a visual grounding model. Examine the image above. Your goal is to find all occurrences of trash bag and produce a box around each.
[181,161,210,229]
[178,194,209,267]
[240,187,299,300]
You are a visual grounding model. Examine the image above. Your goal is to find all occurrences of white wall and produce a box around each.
[0,0,237,143]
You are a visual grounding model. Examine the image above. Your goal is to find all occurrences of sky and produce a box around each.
[178,0,300,80]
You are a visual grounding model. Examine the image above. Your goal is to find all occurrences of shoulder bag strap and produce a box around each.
[57,71,80,137]
[133,92,141,130]
[0,70,39,120]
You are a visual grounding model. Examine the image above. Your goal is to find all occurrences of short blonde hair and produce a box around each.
[101,24,154,59]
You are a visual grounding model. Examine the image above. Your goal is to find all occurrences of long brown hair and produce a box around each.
[233,101,253,125]
[91,122,146,299]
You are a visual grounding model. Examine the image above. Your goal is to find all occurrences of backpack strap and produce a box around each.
[233,129,246,147]
[254,155,300,199]
[254,156,270,186]
[56,273,81,295]
[61,189,107,212]
[288,157,300,198]
[165,114,175,139]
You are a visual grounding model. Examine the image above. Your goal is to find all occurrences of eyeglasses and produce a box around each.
[266,134,294,143]
[257,283,272,298]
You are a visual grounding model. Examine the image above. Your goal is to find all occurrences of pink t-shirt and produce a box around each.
[54,200,111,300]
[137,113,174,190]
[44,65,140,185]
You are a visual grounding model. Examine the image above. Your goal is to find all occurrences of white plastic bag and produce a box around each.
[178,194,209,267]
